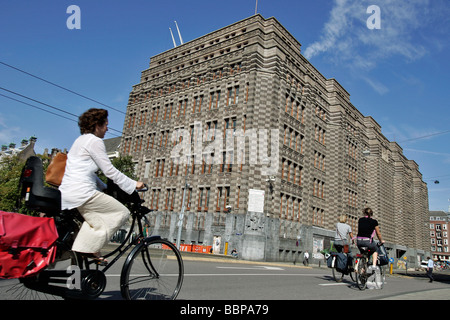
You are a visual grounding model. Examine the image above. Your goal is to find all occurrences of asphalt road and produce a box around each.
[1,252,449,302]
[175,256,450,300]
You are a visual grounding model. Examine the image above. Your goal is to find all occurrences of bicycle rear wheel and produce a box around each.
[356,256,368,290]
[1,249,79,300]
[331,256,344,282]
[120,237,183,300]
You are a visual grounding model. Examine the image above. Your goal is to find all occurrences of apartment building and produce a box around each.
[120,15,429,265]
[429,211,450,262]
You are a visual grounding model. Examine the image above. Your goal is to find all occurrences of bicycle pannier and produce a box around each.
[335,252,348,272]
[377,244,389,266]
[326,252,348,272]
[0,211,59,279]
[45,152,67,187]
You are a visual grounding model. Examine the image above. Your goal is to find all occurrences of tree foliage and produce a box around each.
[0,154,135,214]
[97,155,137,183]
[0,154,49,214]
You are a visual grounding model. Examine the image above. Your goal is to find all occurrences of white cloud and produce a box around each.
[304,0,446,70]
[361,76,389,95]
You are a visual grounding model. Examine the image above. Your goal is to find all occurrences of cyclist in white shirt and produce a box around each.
[334,215,354,253]
[59,108,144,263]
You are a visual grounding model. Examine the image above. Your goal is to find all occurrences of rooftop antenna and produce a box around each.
[169,27,177,47]
[174,21,184,45]
[255,0,258,15]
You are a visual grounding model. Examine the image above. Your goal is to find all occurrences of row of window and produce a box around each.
[148,185,239,213]
[430,231,449,238]
[143,151,241,179]
[430,246,449,253]
[127,84,248,129]
[281,158,303,186]
[347,164,357,183]
[347,139,358,159]
[314,151,325,171]
[279,193,302,221]
[283,125,304,153]
[430,237,448,245]
[430,223,448,230]
[346,188,358,208]
[123,117,238,154]
[285,95,305,123]
[314,124,326,145]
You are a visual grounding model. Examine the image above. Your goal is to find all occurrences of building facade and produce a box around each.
[429,211,450,262]
[120,15,429,266]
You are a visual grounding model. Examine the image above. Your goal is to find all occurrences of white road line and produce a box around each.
[217,266,284,271]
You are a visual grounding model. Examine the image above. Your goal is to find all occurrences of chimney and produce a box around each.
[21,139,29,147]
[1,145,7,152]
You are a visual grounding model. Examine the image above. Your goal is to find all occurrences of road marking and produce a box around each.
[183,273,320,276]
[217,266,284,271]
[319,283,348,286]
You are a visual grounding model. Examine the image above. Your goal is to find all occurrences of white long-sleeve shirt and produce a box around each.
[59,134,136,209]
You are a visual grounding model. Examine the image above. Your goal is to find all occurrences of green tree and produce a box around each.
[0,155,24,212]
[0,154,49,214]
[97,155,137,183]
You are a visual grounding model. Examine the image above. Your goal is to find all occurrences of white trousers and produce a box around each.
[72,191,129,253]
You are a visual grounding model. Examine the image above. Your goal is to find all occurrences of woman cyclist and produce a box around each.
[334,214,354,253]
[356,207,385,271]
[59,108,145,263]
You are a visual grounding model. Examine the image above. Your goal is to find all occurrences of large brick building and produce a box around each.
[120,15,429,266]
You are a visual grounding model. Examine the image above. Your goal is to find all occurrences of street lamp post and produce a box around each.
[176,154,190,250]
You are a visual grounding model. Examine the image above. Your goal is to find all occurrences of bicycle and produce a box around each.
[3,156,184,300]
[355,242,385,290]
[328,249,356,283]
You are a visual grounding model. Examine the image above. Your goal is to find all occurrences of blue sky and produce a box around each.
[0,0,449,211]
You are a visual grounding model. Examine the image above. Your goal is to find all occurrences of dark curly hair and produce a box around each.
[78,108,108,134]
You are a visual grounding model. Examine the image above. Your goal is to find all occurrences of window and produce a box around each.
[216,186,230,211]
[155,159,165,177]
[184,187,192,210]
[226,86,239,106]
[205,120,218,141]
[146,133,156,150]
[193,95,203,113]
[209,90,221,109]
[150,189,160,210]
[143,161,151,178]
[201,153,213,174]
[198,187,210,211]
[312,206,324,226]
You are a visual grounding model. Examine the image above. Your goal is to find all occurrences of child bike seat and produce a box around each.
[20,156,61,216]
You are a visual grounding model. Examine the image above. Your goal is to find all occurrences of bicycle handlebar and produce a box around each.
[137,183,148,192]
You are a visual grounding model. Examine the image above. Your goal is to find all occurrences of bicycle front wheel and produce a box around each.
[120,237,184,300]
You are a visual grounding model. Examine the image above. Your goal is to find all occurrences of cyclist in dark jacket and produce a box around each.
[356,208,385,270]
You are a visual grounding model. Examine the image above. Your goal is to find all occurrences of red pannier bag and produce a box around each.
[0,211,58,279]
